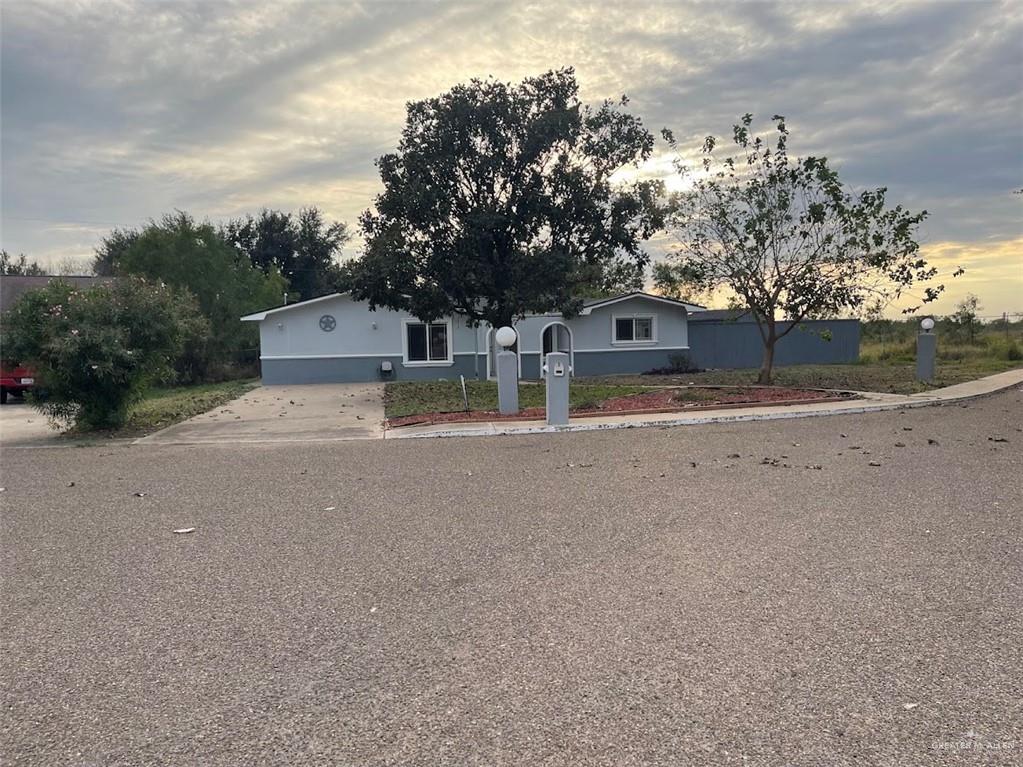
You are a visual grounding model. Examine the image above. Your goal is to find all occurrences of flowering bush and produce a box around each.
[1,277,209,429]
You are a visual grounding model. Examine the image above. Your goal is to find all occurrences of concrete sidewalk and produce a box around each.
[386,368,1023,439]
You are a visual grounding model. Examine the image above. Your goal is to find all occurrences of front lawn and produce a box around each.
[384,380,652,419]
[591,359,1022,395]
[384,355,1022,420]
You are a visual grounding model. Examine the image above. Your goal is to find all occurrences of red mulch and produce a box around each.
[387,386,855,428]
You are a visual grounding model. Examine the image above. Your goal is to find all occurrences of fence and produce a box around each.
[687,315,860,369]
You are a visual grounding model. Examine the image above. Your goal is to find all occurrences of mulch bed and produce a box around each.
[387,386,857,428]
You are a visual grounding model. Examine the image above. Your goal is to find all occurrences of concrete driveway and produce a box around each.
[137,382,385,445]
[0,400,59,447]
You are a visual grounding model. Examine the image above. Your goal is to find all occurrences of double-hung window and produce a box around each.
[613,316,655,344]
[404,320,452,365]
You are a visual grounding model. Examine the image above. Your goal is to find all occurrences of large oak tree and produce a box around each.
[346,68,664,328]
[656,114,942,384]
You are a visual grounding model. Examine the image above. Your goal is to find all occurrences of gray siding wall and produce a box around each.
[261,354,486,385]
[517,348,685,379]
[688,319,859,369]
[501,297,689,353]
[251,293,857,384]
[257,294,479,358]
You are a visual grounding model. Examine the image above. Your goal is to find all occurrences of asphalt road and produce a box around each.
[2,390,1021,766]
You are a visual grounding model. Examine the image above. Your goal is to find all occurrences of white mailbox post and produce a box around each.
[544,351,570,426]
[917,317,936,382]
[495,326,519,415]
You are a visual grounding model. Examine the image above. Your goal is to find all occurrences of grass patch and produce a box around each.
[86,378,259,437]
[593,357,1022,395]
[387,346,1023,416]
[384,380,652,418]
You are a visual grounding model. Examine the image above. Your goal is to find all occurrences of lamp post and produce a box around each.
[917,317,936,382]
[495,326,519,415]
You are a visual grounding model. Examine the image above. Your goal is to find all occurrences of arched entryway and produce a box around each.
[540,321,574,376]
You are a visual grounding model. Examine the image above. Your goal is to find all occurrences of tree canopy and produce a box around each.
[93,228,140,276]
[656,114,941,383]
[222,207,350,302]
[346,68,665,328]
[111,212,285,372]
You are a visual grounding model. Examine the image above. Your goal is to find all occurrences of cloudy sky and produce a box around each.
[2,0,1021,316]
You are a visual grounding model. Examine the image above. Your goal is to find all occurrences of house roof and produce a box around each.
[579,292,706,315]
[687,308,755,322]
[240,292,346,322]
[240,290,706,322]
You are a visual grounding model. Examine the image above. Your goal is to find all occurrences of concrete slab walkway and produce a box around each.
[386,368,1023,439]
[0,400,59,447]
[136,383,385,445]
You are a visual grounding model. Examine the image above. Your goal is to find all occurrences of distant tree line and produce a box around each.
[1,250,47,275]
[862,295,1021,347]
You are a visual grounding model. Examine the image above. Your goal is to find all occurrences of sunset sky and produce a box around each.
[2,0,1020,317]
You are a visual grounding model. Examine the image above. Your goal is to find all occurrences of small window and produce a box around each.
[429,323,448,360]
[613,316,655,344]
[406,321,450,363]
[407,323,428,361]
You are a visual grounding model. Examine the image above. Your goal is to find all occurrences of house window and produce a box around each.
[613,315,655,344]
[404,320,452,365]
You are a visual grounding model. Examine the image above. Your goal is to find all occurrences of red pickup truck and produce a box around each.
[0,363,35,404]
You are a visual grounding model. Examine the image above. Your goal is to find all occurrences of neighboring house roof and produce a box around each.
[0,275,112,315]
[241,290,707,322]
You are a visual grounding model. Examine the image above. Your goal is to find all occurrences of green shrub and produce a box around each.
[1,277,209,430]
[646,352,701,375]
[112,212,286,378]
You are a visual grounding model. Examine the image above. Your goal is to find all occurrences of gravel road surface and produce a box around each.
[2,389,1021,765]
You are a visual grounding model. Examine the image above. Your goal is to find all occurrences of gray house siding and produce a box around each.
[245,293,859,384]
[572,348,684,376]
[260,354,484,385]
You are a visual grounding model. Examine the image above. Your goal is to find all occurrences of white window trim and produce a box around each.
[611,313,657,346]
[402,318,455,366]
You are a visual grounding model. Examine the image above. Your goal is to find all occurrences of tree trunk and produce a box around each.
[757,336,776,385]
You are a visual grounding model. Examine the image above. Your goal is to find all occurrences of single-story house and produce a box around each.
[240,292,860,385]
